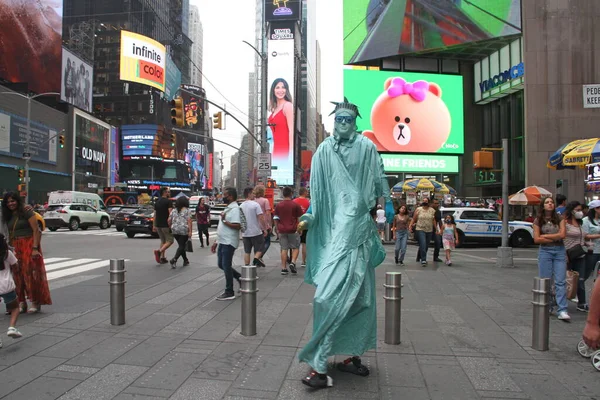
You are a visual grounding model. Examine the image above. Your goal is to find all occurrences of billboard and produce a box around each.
[0,0,62,94]
[186,142,206,188]
[0,109,58,164]
[267,23,295,186]
[61,47,94,113]
[73,110,111,191]
[121,125,187,161]
[120,31,166,92]
[264,0,301,21]
[344,0,522,64]
[165,53,182,101]
[180,84,205,130]
[110,127,120,185]
[344,69,464,154]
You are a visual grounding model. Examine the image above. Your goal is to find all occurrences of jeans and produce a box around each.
[197,223,210,246]
[173,234,189,262]
[570,256,587,305]
[415,230,433,262]
[394,230,408,262]
[263,229,272,255]
[217,244,240,295]
[433,232,442,260]
[538,245,567,313]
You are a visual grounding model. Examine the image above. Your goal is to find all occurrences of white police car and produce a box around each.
[441,207,533,248]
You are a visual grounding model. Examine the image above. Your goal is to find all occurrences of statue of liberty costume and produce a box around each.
[298,99,393,388]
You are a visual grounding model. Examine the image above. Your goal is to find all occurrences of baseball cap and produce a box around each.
[588,200,600,209]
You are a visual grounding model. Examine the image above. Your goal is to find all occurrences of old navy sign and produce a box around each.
[479,62,524,94]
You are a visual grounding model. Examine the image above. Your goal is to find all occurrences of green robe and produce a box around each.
[298,134,389,373]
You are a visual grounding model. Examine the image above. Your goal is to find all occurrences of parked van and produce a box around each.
[47,191,107,211]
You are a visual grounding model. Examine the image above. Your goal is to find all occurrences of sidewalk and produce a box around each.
[0,245,598,400]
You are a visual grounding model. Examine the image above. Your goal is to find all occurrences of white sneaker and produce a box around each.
[557,311,571,322]
[7,327,22,338]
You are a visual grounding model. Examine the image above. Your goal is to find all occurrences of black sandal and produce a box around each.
[337,356,370,376]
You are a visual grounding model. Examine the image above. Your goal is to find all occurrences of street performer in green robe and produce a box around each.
[297,98,393,389]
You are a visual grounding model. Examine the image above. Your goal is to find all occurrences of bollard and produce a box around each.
[109,259,126,326]
[240,265,258,336]
[383,271,402,344]
[384,223,391,242]
[531,277,551,351]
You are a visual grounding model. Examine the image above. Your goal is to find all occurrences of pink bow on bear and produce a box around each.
[387,78,429,102]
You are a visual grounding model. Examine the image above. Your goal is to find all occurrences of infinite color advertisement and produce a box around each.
[61,47,94,113]
[344,0,522,64]
[120,31,166,92]
[267,24,295,186]
[344,69,464,154]
[0,0,63,94]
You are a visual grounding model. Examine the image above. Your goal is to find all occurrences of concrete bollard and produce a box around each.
[109,259,126,326]
[531,277,551,351]
[384,223,391,242]
[383,271,402,344]
[240,265,258,336]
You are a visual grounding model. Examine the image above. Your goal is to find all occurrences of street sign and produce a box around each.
[257,153,271,178]
[22,152,31,160]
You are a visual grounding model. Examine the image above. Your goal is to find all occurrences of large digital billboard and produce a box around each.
[267,23,295,186]
[264,0,301,21]
[344,0,522,64]
[344,69,464,154]
[165,52,182,101]
[73,110,111,191]
[180,84,205,130]
[0,0,62,94]
[121,125,186,161]
[61,47,94,113]
[120,31,166,92]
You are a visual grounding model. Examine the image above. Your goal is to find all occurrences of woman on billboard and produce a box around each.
[268,78,294,160]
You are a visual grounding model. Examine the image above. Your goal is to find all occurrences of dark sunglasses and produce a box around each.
[334,116,355,124]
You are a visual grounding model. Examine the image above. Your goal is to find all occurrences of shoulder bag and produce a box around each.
[567,225,586,261]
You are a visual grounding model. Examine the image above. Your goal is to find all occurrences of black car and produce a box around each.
[114,205,152,232]
[124,209,158,238]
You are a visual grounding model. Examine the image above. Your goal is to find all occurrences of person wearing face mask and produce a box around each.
[409,197,436,266]
[564,201,588,312]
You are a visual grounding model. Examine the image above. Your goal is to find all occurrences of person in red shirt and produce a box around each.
[293,187,310,267]
[274,187,303,275]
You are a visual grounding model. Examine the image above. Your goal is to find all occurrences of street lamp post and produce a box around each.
[1,91,60,204]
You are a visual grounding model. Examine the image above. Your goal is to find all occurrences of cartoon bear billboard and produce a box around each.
[344,69,464,154]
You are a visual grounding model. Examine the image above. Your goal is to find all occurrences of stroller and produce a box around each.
[576,261,600,371]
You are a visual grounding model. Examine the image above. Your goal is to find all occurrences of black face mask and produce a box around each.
[422,202,429,207]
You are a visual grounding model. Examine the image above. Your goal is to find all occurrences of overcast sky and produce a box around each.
[190,0,343,170]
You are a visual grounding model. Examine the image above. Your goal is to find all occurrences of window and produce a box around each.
[85,206,96,212]
[482,211,500,221]
[461,211,486,220]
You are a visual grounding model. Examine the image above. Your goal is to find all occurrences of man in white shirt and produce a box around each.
[211,187,242,301]
[240,188,267,268]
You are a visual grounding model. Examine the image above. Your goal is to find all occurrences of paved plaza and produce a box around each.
[0,243,598,400]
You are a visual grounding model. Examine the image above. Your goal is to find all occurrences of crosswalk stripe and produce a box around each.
[43,257,71,264]
[45,258,100,272]
[46,260,110,281]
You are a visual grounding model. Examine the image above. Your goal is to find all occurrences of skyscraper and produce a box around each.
[300,0,317,153]
[189,5,204,87]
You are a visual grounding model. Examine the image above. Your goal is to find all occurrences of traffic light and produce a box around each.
[59,134,65,148]
[213,112,223,130]
[170,97,184,127]
[170,133,176,147]
[17,169,24,182]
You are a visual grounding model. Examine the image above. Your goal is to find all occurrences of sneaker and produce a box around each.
[153,250,161,264]
[160,258,168,264]
[253,258,266,268]
[577,304,590,312]
[7,327,22,338]
[301,371,333,389]
[447,262,452,266]
[421,261,427,267]
[301,263,306,268]
[399,261,404,266]
[289,262,297,274]
[182,260,190,267]
[170,259,176,269]
[215,292,236,301]
[394,257,399,265]
[557,311,571,322]
[433,258,443,262]
[281,268,289,275]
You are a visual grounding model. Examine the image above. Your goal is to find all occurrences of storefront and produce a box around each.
[72,109,112,192]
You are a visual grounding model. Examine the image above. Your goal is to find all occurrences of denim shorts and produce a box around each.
[0,290,17,305]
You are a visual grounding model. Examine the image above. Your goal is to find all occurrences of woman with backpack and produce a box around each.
[168,196,192,268]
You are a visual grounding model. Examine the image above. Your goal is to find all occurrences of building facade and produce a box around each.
[189,5,204,88]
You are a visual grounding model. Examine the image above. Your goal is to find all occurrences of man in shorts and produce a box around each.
[240,188,266,268]
[153,187,174,264]
[293,187,310,267]
[274,187,303,275]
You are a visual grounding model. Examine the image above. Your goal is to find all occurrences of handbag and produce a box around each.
[185,239,193,253]
[566,269,579,300]
[567,244,586,261]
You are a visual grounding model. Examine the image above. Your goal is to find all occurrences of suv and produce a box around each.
[441,207,533,248]
[44,204,111,231]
